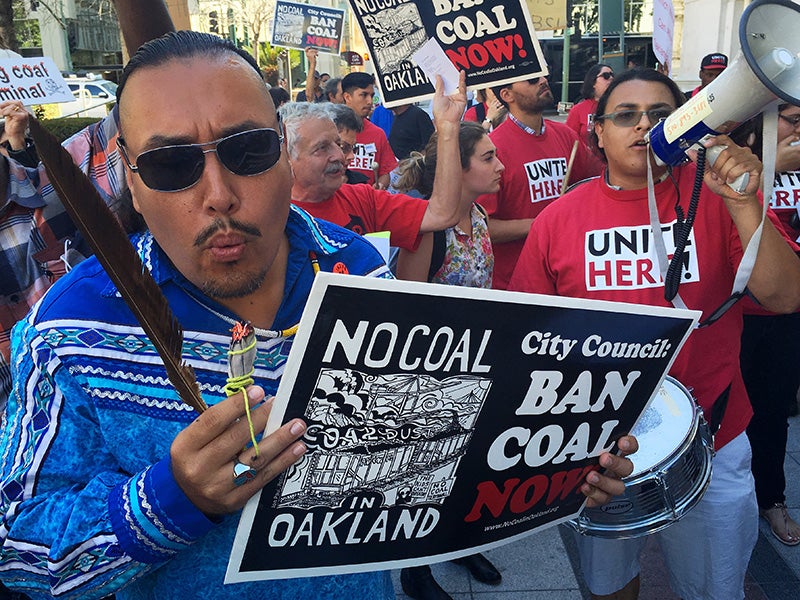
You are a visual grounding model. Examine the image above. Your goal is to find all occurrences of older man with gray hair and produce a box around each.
[278,76,465,251]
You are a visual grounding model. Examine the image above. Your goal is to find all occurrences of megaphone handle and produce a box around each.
[704,144,750,194]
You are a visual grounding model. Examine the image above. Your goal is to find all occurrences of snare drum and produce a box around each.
[569,376,714,539]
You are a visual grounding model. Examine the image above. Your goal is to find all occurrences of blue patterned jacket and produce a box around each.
[0,206,394,599]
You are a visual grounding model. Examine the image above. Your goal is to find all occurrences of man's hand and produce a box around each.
[431,71,467,128]
[170,385,307,516]
[581,435,638,508]
[695,134,762,200]
[0,101,29,151]
[305,47,319,66]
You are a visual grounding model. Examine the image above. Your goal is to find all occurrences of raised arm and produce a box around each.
[304,48,318,102]
[419,72,467,233]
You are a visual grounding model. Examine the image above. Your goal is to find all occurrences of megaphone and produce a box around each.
[647,0,800,171]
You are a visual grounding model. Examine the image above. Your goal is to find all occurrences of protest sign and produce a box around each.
[526,0,569,31]
[271,0,345,54]
[0,57,74,105]
[346,0,547,107]
[226,275,698,582]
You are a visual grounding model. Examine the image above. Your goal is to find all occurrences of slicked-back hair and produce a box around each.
[590,68,686,160]
[327,104,363,133]
[341,72,375,96]
[278,101,336,159]
[117,30,262,108]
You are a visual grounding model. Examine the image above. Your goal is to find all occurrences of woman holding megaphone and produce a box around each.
[508,68,800,600]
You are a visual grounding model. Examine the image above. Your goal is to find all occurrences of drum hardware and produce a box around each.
[568,376,714,539]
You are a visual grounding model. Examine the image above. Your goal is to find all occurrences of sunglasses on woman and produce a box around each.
[117,128,283,192]
[779,113,800,127]
[597,72,614,80]
[595,108,673,127]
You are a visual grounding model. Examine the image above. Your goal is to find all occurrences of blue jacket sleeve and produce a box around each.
[0,316,215,599]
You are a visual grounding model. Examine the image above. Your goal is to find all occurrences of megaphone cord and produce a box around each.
[664,147,706,301]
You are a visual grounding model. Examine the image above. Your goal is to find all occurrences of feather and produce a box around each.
[29,118,207,414]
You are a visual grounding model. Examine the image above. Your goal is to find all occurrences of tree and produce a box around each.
[236,0,273,65]
[0,0,18,50]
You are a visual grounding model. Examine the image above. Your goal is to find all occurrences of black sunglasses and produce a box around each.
[596,71,614,80]
[779,113,800,127]
[595,108,673,127]
[117,128,283,192]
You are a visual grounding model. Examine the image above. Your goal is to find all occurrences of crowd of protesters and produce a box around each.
[0,4,798,598]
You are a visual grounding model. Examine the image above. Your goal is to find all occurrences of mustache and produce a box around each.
[194,218,263,247]
[325,161,345,175]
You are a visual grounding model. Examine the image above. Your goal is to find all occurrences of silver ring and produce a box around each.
[233,461,257,486]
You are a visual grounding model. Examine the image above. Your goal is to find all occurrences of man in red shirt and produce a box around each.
[482,76,604,289]
[689,53,727,98]
[342,72,398,189]
[509,67,800,600]
[280,75,463,255]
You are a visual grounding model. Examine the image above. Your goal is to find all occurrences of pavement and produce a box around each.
[390,411,800,600]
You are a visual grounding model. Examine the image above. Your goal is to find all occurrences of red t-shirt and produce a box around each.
[564,98,598,143]
[769,169,800,240]
[350,120,398,185]
[292,184,426,251]
[508,165,754,450]
[463,103,488,122]
[481,118,604,290]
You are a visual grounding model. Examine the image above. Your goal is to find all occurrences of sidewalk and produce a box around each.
[392,414,800,599]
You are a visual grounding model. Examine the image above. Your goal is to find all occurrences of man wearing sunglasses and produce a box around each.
[482,74,604,290]
[509,68,800,600]
[0,31,398,600]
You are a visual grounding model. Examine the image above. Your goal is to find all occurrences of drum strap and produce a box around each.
[708,383,731,435]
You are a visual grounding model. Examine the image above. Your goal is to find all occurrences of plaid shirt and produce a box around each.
[0,110,124,409]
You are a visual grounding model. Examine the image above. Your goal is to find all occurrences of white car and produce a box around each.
[59,74,117,118]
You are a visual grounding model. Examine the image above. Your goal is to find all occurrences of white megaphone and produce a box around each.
[646,0,800,186]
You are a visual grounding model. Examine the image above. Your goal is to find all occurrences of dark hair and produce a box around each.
[268,86,290,109]
[324,77,341,101]
[580,64,612,101]
[490,83,511,110]
[117,31,261,107]
[341,72,375,96]
[395,121,486,198]
[590,68,686,159]
[327,103,363,133]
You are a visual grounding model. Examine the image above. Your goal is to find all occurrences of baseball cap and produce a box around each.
[313,70,321,79]
[700,53,728,70]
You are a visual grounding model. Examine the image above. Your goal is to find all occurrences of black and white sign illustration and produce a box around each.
[272,0,345,54]
[346,0,548,107]
[227,275,698,583]
[279,369,490,511]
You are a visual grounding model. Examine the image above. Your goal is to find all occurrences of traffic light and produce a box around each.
[209,11,219,34]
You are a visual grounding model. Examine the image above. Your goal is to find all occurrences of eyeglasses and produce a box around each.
[117,128,283,192]
[596,71,614,80]
[595,108,673,127]
[779,113,800,127]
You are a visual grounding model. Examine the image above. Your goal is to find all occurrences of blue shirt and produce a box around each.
[0,206,394,599]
